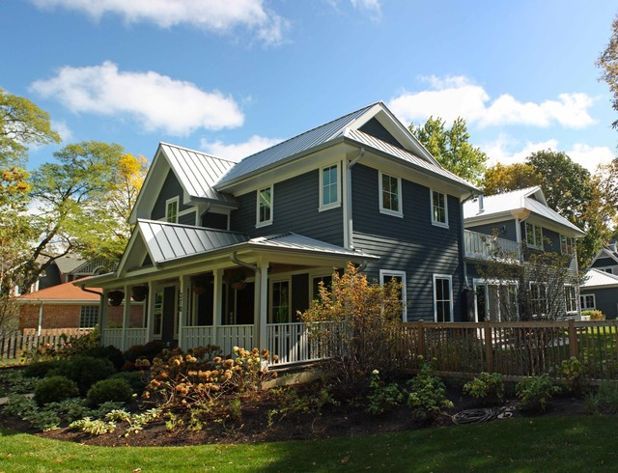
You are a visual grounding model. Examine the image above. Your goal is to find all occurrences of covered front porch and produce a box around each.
[85,221,376,366]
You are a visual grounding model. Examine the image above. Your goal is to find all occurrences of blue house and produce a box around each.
[81,102,480,362]
[581,245,618,319]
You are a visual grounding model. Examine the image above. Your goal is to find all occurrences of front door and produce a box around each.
[162,286,177,345]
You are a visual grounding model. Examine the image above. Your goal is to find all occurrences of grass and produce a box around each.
[1,416,618,472]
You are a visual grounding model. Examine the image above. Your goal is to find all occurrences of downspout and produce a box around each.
[345,148,365,250]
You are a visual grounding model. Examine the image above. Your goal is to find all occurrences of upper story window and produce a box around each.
[379,172,402,217]
[525,222,544,250]
[165,197,179,223]
[319,163,341,211]
[430,190,448,228]
[256,185,273,227]
[560,235,575,255]
[433,274,453,322]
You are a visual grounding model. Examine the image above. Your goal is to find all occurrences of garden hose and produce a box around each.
[451,407,514,425]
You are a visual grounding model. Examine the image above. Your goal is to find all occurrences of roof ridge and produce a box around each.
[137,218,245,235]
[590,268,618,280]
[483,186,540,198]
[159,141,237,164]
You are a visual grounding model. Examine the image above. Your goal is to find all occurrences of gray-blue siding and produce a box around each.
[592,258,617,267]
[351,164,464,322]
[151,170,192,220]
[581,287,618,319]
[230,169,344,245]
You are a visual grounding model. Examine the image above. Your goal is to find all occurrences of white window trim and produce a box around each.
[379,269,407,321]
[433,274,454,322]
[430,189,449,228]
[269,277,292,323]
[255,184,274,228]
[378,171,403,218]
[564,284,578,314]
[525,222,544,250]
[596,266,616,275]
[319,163,342,212]
[580,293,596,310]
[165,196,179,224]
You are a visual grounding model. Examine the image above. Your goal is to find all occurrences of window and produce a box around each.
[580,294,596,310]
[256,185,273,227]
[380,270,407,321]
[270,280,290,323]
[79,305,99,328]
[379,172,402,217]
[530,283,548,317]
[319,164,341,211]
[599,267,615,274]
[430,190,448,228]
[311,274,333,301]
[433,275,453,322]
[153,290,163,336]
[165,197,179,223]
[525,222,544,249]
[560,235,575,255]
[565,285,577,313]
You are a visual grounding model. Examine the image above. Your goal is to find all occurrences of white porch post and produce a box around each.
[99,289,108,345]
[179,276,190,349]
[121,285,130,351]
[37,302,44,336]
[258,261,269,350]
[145,281,154,343]
[213,269,223,345]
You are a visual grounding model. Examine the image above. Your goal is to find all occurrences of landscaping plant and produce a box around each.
[366,369,404,415]
[516,375,560,413]
[463,372,505,405]
[86,378,134,406]
[34,375,79,406]
[585,380,618,414]
[557,357,587,395]
[407,363,453,422]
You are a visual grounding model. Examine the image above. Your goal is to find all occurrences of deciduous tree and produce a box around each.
[598,14,618,130]
[482,163,540,195]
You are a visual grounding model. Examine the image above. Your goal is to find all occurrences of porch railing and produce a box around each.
[102,328,123,348]
[102,328,147,349]
[125,328,148,348]
[267,321,339,365]
[464,230,520,262]
[181,325,254,354]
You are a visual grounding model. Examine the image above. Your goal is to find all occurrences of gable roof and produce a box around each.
[593,246,618,265]
[581,268,618,289]
[17,281,100,303]
[54,256,86,274]
[463,186,584,235]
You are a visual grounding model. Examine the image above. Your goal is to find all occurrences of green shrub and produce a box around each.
[366,369,404,415]
[582,310,605,320]
[109,371,147,394]
[49,356,116,394]
[0,369,37,396]
[557,357,586,395]
[585,380,618,414]
[463,372,505,404]
[34,376,79,406]
[80,346,125,370]
[124,340,165,362]
[516,375,560,413]
[87,378,133,406]
[407,364,453,422]
[23,360,61,378]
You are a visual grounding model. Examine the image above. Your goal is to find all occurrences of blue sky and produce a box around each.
[1,0,616,172]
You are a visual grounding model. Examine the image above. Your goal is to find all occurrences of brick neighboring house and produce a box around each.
[16,281,143,334]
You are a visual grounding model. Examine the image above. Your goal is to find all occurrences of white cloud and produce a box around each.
[200,134,281,161]
[31,61,244,136]
[388,75,595,129]
[350,0,381,18]
[51,120,72,142]
[481,134,615,172]
[31,0,287,44]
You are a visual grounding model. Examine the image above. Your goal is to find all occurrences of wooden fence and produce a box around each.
[396,321,618,379]
[0,331,90,363]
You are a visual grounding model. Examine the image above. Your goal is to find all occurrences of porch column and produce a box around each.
[258,261,269,350]
[178,275,190,349]
[36,302,44,336]
[121,285,130,351]
[145,281,154,343]
[213,269,223,345]
[99,289,108,345]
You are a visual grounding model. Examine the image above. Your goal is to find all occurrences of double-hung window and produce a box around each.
[564,285,577,313]
[379,270,407,321]
[165,197,179,223]
[525,223,544,250]
[79,305,99,328]
[256,185,273,227]
[560,235,575,255]
[430,190,448,228]
[379,172,402,217]
[433,275,453,322]
[580,294,596,310]
[530,283,548,317]
[319,164,341,211]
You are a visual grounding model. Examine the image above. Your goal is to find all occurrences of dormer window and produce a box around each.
[165,197,178,223]
[379,172,402,217]
[256,185,273,227]
[319,163,341,211]
[430,190,448,228]
[525,222,543,250]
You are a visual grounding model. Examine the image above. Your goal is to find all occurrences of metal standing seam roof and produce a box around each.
[137,220,377,264]
[463,186,584,235]
[581,268,618,288]
[215,103,377,186]
[159,142,237,205]
[342,128,478,190]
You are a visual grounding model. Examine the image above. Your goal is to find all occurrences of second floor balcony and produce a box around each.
[464,230,521,262]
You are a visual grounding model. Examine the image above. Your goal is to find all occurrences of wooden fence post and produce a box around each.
[484,322,494,372]
[568,319,579,358]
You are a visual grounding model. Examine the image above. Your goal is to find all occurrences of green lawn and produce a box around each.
[1,416,618,472]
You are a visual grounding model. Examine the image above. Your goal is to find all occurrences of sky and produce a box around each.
[1,0,617,173]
